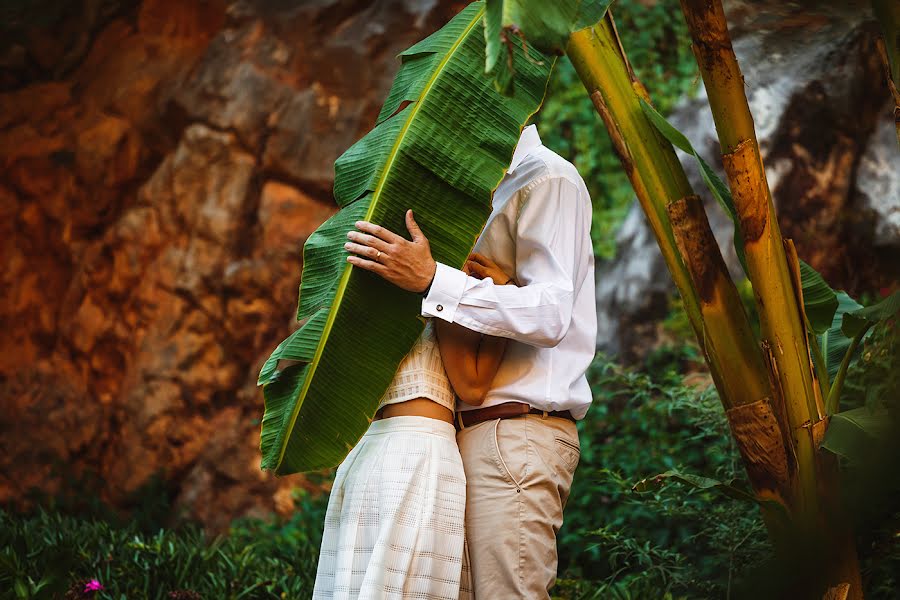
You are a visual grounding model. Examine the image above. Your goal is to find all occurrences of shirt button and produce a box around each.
[436,304,444,312]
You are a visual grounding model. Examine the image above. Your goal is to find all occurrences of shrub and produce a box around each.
[556,357,769,598]
[0,489,328,600]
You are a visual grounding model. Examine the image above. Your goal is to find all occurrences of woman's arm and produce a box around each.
[435,321,507,407]
[434,253,513,406]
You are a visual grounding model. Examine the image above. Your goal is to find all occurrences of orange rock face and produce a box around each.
[0,0,461,530]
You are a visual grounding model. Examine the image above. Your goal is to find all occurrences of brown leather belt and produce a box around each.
[455,401,576,431]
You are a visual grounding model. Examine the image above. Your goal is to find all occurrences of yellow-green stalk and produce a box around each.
[567,15,791,508]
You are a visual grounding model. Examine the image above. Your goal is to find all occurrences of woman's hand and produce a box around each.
[464,252,514,285]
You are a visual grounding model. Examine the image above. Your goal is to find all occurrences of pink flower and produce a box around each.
[84,579,104,592]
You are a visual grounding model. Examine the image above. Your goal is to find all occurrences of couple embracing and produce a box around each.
[312,124,597,599]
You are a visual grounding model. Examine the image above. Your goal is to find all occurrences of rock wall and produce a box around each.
[0,0,463,530]
[596,0,900,357]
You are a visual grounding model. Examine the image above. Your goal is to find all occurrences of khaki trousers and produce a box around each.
[457,414,580,599]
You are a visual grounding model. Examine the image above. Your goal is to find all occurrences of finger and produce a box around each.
[463,260,477,276]
[346,231,390,251]
[468,252,495,267]
[406,210,425,242]
[347,255,387,274]
[467,262,490,279]
[343,242,381,260]
[355,221,404,244]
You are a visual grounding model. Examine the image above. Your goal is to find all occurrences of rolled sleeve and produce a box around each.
[421,262,468,322]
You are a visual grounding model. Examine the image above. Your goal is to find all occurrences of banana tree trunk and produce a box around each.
[678,0,862,596]
[565,16,793,514]
[872,0,900,147]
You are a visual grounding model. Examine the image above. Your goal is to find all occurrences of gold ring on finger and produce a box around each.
[376,250,382,261]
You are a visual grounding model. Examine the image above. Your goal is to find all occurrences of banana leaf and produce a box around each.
[821,406,892,464]
[798,260,838,335]
[484,0,612,93]
[819,292,864,383]
[258,2,555,474]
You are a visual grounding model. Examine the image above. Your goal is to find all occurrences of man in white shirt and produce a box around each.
[344,124,596,598]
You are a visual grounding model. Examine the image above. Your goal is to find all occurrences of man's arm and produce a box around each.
[346,177,591,348]
[423,177,588,347]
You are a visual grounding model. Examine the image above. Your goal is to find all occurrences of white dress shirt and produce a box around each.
[422,125,597,419]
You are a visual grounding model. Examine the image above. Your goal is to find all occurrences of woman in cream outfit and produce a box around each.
[312,256,513,599]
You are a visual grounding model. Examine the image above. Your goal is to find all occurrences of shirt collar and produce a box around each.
[507,124,542,174]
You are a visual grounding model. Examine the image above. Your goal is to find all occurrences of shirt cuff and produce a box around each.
[421,262,467,322]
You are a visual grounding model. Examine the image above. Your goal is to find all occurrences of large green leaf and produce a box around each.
[484,0,612,93]
[258,2,555,474]
[798,259,838,335]
[823,290,900,412]
[842,290,900,338]
[821,406,892,464]
[819,291,864,383]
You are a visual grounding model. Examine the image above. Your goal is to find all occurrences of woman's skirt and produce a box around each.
[312,416,472,600]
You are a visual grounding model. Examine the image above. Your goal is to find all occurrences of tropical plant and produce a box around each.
[484,0,899,596]
[871,0,900,146]
[257,1,554,474]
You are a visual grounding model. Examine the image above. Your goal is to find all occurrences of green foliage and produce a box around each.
[537,0,698,259]
[0,490,328,600]
[831,322,900,599]
[556,358,770,598]
[483,0,612,93]
[557,338,900,598]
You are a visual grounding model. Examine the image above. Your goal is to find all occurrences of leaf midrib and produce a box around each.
[270,5,486,469]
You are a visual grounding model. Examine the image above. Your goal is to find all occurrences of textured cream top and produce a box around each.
[377,321,456,412]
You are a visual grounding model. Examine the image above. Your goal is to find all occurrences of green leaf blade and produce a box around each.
[821,406,892,464]
[798,260,838,335]
[258,1,555,474]
[484,0,613,93]
[842,290,900,338]
[820,292,864,382]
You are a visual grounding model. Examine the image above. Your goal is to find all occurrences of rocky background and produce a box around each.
[1,0,896,530]
[0,0,465,531]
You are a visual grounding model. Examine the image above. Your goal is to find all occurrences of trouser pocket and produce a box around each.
[490,418,529,490]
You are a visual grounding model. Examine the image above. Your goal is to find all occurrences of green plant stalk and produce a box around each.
[826,325,871,415]
[677,0,819,490]
[565,17,703,353]
[872,0,900,146]
[678,0,862,595]
[566,16,791,508]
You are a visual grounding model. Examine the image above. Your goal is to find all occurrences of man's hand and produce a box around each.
[345,209,437,293]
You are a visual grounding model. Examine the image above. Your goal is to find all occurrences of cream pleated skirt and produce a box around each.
[312,416,472,600]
